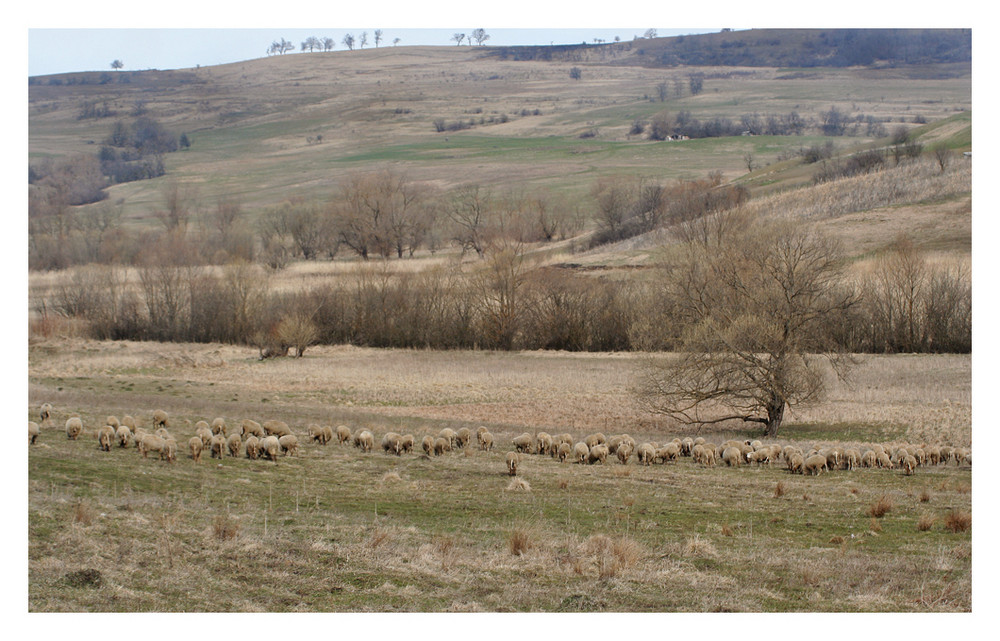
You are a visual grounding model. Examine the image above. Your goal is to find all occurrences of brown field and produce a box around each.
[27,339,972,611]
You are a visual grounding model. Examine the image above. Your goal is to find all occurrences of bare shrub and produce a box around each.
[917,514,936,532]
[685,534,718,557]
[774,482,786,498]
[920,489,932,503]
[506,477,531,492]
[944,510,971,533]
[508,529,532,556]
[72,501,94,526]
[213,515,240,541]
[868,495,894,518]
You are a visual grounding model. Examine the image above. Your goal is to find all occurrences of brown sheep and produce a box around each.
[65,417,83,440]
[152,410,169,429]
[479,432,494,452]
[456,427,472,449]
[536,432,553,456]
[260,435,280,462]
[433,437,450,456]
[512,433,535,454]
[803,454,828,476]
[787,454,804,474]
[357,430,374,453]
[722,447,743,467]
[241,419,265,439]
[322,425,334,445]
[607,435,624,455]
[210,435,226,459]
[227,433,242,457]
[584,433,607,449]
[39,403,53,424]
[557,442,572,463]
[336,425,352,445]
[505,451,521,476]
[263,420,291,438]
[29,421,40,445]
[211,417,227,436]
[279,434,299,456]
[902,454,917,476]
[400,434,415,454]
[116,425,133,449]
[189,436,203,462]
[422,435,435,456]
[588,444,609,465]
[381,432,402,456]
[573,442,590,464]
[244,435,260,460]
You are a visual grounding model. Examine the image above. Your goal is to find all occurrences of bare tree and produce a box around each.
[932,144,953,173]
[447,184,496,258]
[342,33,355,51]
[111,59,124,71]
[322,37,336,51]
[393,37,401,46]
[473,241,527,349]
[636,209,859,437]
[471,28,490,46]
[374,29,383,47]
[644,28,658,39]
[359,32,369,49]
[452,33,466,46]
[334,170,424,259]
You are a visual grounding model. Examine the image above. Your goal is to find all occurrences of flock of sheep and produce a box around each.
[30,402,971,478]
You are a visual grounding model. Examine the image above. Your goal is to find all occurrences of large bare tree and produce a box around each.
[636,209,859,436]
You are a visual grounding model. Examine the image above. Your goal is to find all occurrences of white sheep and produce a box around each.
[803,454,828,476]
[336,425,352,445]
[162,438,177,463]
[39,403,53,424]
[636,443,655,466]
[121,415,136,430]
[438,428,457,449]
[512,433,535,454]
[260,435,280,462]
[227,433,242,457]
[479,432,495,452]
[322,425,334,445]
[189,436,203,463]
[209,435,226,459]
[308,424,327,445]
[456,427,472,449]
[211,417,227,436]
[244,435,260,460]
[357,430,374,453]
[116,425,133,449]
[588,444,609,465]
[506,451,521,476]
[263,420,291,438]
[584,433,607,449]
[557,442,572,463]
[196,426,214,448]
[152,410,169,429]
[536,432,553,456]
[29,421,40,444]
[722,447,743,467]
[138,433,165,459]
[241,419,265,439]
[902,454,917,476]
[573,442,590,464]
[279,434,299,456]
[381,432,402,456]
[65,416,83,440]
[106,416,120,429]
[433,437,450,456]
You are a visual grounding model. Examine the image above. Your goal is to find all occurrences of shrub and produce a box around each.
[868,494,893,518]
[917,514,936,531]
[944,510,971,533]
[508,529,531,556]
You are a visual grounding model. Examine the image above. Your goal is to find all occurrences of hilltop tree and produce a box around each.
[393,37,401,46]
[301,36,321,52]
[644,28,658,39]
[471,28,490,46]
[359,32,369,49]
[322,37,335,51]
[342,33,355,50]
[374,30,383,47]
[452,33,466,46]
[110,59,124,71]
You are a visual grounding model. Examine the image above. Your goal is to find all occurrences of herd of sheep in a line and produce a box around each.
[29,402,971,477]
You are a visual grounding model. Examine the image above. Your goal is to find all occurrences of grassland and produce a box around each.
[27,339,971,612]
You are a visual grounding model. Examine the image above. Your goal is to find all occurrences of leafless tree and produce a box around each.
[471,28,490,46]
[342,33,355,51]
[447,184,496,258]
[374,30,383,47]
[452,33,466,46]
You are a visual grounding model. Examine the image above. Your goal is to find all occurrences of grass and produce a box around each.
[27,339,971,612]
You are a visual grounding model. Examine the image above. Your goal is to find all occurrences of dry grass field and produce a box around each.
[27,339,971,612]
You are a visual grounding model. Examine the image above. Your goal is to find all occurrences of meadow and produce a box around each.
[27,339,971,611]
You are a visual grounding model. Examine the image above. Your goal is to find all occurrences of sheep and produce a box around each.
[716,440,741,460]
[121,415,136,431]
[357,430,374,453]
[786,454,804,474]
[155,428,173,442]
[939,446,955,465]
[512,433,535,454]
[336,425,352,445]
[263,420,292,438]
[740,443,754,462]
[39,403,53,424]
[209,435,226,459]
[152,410,168,429]
[352,430,364,448]
[381,432,402,456]
[308,424,327,445]
[279,434,299,456]
[902,454,917,476]
[554,433,574,448]
[892,448,910,467]
[536,432,553,456]
[433,437,450,456]
[693,436,706,446]
[397,434,414,454]
[162,438,178,463]
[244,435,260,460]
[588,444,609,465]
[196,426,214,448]
[822,448,840,470]
[116,425,133,448]
[133,427,149,448]
[607,435,624,455]
[138,434,165,459]
[260,435,280,462]
[557,442,572,463]
[573,442,590,464]
[456,427,472,449]
[748,450,771,465]
[860,450,878,468]
[322,425,334,445]
[691,443,706,464]
[926,445,941,465]
[65,416,83,440]
[913,448,927,466]
[211,417,227,436]
[636,443,656,466]
[584,433,607,449]
[422,435,435,456]
[438,428,457,449]
[479,432,494,452]
[958,448,972,466]
[616,444,632,465]
[194,420,210,433]
[506,452,521,476]
[29,421,40,445]
[660,442,681,463]
[188,436,203,462]
[680,437,694,457]
[803,454,828,476]
[876,452,894,469]
[106,416,120,429]
[843,449,861,471]
[722,447,743,467]
[227,433,242,458]
[241,419,265,439]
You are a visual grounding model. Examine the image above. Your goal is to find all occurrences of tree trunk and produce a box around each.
[765,396,785,438]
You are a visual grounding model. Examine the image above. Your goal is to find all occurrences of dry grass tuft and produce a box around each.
[868,494,893,518]
[944,510,971,533]
[213,515,240,541]
[367,526,392,550]
[850,486,860,495]
[829,535,845,545]
[774,482,786,498]
[869,517,883,533]
[508,528,532,556]
[954,483,971,495]
[434,534,458,570]
[920,488,932,503]
[917,514,936,532]
[506,477,531,492]
[72,501,94,526]
[802,493,811,502]
[381,471,402,484]
[720,523,734,537]
[557,479,569,490]
[685,534,718,558]
[611,466,631,478]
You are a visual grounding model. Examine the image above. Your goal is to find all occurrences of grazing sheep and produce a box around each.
[588,444,609,465]
[422,435,435,456]
[716,440,740,460]
[822,448,840,470]
[433,437,450,456]
[616,444,632,465]
[913,448,926,466]
[263,420,292,438]
[162,438,177,463]
[241,419,265,439]
[748,450,771,465]
[260,435,280,462]
[133,428,149,448]
[210,435,226,459]
[116,425,133,449]
[155,428,173,442]
[681,437,694,457]
[803,454,828,476]
[65,417,83,440]
[876,452,894,469]
[958,448,972,466]
[584,433,607,449]
[693,436,706,446]
[787,454,804,474]
[393,434,411,454]
[197,427,214,448]
[438,428,457,449]
[357,430,374,453]
[335,425,352,445]
[244,435,260,460]
[740,443,754,462]
[381,432,402,456]
[637,443,656,466]
[308,424,327,445]
[722,447,743,467]
[39,403,53,424]
[479,432,494,452]
[29,421,40,444]
[892,448,910,467]
[557,442,572,463]
[573,442,590,464]
[749,440,763,451]
[322,425,334,445]
[506,452,521,476]
[861,450,878,468]
[692,444,706,464]
[189,436,203,462]
[152,410,168,429]
[926,445,941,465]
[554,433,574,448]
[902,454,917,476]
[194,420,210,432]
[843,449,861,471]
[211,418,227,436]
[227,433,242,458]
[607,435,624,455]
[456,427,472,449]
[106,416,120,429]
[279,434,299,456]
[138,434,166,459]
[512,433,535,454]
[660,442,681,463]
[121,415,136,430]
[536,432,553,456]
[939,446,955,465]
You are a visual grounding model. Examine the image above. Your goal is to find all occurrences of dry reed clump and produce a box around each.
[917,514,936,532]
[433,534,459,570]
[213,515,240,541]
[685,534,718,558]
[380,471,403,486]
[557,479,569,490]
[869,518,883,534]
[920,489,932,503]
[367,526,392,550]
[720,523,734,537]
[868,495,893,518]
[829,535,845,545]
[508,528,532,556]
[505,477,531,492]
[774,482,786,498]
[72,501,94,526]
[943,510,971,533]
